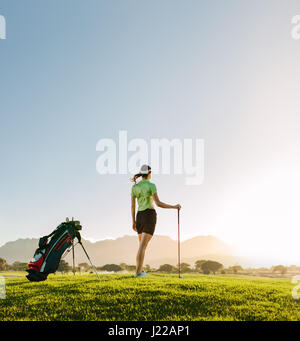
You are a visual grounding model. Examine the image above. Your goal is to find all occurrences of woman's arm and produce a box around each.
[131,196,137,231]
[153,193,181,210]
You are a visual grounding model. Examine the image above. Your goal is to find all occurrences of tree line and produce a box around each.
[1,257,298,276]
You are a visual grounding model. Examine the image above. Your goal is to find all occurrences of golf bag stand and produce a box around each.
[72,240,75,275]
[79,242,100,280]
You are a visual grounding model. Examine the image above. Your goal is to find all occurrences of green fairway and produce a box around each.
[0,273,299,321]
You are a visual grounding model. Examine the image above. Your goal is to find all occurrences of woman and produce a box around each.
[131,164,181,277]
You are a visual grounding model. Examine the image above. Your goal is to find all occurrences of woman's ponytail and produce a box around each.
[131,173,142,183]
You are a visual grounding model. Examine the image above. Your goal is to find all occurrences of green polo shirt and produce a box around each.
[131,179,157,211]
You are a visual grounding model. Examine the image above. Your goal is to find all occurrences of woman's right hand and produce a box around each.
[174,204,181,210]
[132,223,137,232]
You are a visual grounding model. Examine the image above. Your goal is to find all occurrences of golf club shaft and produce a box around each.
[80,242,100,280]
[178,209,181,278]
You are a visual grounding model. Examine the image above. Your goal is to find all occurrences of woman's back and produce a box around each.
[131,179,157,212]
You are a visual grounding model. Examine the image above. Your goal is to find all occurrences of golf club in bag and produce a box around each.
[26,218,100,282]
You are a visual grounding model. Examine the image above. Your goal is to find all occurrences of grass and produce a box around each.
[0,273,299,321]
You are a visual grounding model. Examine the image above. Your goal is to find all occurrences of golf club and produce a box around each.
[178,209,182,279]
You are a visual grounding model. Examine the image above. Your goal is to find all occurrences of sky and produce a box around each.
[0,0,300,266]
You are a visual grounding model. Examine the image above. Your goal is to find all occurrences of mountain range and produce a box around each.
[0,234,243,268]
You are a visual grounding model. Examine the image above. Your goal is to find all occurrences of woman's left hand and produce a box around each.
[132,223,137,232]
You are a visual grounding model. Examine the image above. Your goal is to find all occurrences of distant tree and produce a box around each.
[119,263,127,270]
[100,264,123,272]
[291,266,300,272]
[229,265,243,274]
[11,261,27,271]
[158,264,176,273]
[272,265,287,275]
[144,264,151,272]
[180,263,192,273]
[195,260,207,272]
[0,258,7,271]
[78,263,90,272]
[58,260,71,274]
[125,265,136,272]
[201,261,223,275]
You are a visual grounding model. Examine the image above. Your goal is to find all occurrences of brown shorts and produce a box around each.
[136,209,157,235]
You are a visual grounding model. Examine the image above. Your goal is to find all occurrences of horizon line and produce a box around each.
[0,233,222,248]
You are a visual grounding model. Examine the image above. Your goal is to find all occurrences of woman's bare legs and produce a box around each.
[136,232,152,274]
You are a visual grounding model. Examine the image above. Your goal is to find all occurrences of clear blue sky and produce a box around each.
[1,0,300,265]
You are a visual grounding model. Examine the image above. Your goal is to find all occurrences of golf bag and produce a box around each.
[26,219,82,282]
